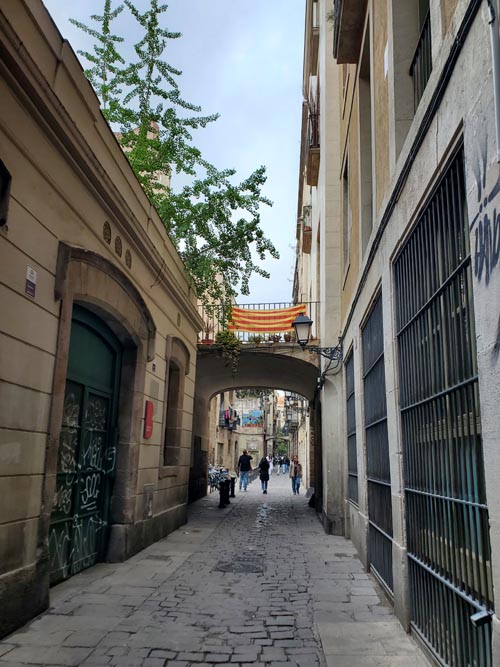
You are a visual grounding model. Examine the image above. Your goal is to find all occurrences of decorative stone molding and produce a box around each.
[44,242,159,570]
[103,221,111,244]
[55,243,156,360]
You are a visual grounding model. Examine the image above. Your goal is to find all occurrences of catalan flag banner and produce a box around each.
[228,304,306,333]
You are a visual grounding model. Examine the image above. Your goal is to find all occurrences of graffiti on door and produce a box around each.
[49,385,115,583]
[49,514,105,580]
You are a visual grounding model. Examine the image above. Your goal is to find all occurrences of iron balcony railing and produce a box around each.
[198,301,320,344]
[306,105,320,186]
[409,9,432,111]
[308,111,320,149]
[219,414,239,430]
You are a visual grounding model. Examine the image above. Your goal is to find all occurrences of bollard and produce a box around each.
[230,477,236,498]
[218,479,226,508]
[218,479,230,508]
[222,479,230,505]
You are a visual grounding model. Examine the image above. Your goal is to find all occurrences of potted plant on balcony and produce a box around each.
[283,331,293,343]
[248,334,263,345]
[200,319,215,345]
[269,334,281,343]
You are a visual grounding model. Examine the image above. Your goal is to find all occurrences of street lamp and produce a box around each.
[292,314,313,347]
[292,314,343,389]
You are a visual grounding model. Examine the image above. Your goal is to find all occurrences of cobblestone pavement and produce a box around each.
[0,475,429,667]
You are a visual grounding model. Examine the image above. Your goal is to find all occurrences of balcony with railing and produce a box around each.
[306,106,320,186]
[198,301,320,345]
[218,406,239,430]
[332,0,368,63]
[309,1,320,75]
[409,10,432,111]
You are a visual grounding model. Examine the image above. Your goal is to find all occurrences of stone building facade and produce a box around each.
[233,396,266,463]
[0,1,202,637]
[208,390,239,470]
[297,0,500,663]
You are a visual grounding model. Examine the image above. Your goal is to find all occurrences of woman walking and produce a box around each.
[259,455,270,494]
[267,454,274,476]
[289,455,303,495]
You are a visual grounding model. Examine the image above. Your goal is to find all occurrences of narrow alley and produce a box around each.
[0,475,429,667]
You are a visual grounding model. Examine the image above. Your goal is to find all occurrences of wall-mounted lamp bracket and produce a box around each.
[306,339,343,390]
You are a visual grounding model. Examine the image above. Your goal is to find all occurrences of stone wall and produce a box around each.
[329,0,500,650]
[0,0,202,637]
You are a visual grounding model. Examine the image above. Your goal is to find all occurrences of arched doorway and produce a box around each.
[49,305,122,584]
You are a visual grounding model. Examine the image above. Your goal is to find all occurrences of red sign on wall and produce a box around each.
[144,400,154,439]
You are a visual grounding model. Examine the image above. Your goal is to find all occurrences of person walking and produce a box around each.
[237,449,253,491]
[276,456,283,476]
[267,454,274,477]
[283,455,290,474]
[259,455,270,494]
[289,455,303,495]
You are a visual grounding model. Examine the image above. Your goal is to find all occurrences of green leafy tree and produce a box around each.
[160,165,278,305]
[69,0,126,124]
[72,0,278,309]
[118,0,219,198]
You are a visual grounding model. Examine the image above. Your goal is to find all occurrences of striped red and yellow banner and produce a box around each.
[228,304,306,333]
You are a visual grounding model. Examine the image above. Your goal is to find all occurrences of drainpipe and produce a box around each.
[487,0,500,162]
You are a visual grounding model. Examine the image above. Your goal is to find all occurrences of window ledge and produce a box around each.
[159,465,178,479]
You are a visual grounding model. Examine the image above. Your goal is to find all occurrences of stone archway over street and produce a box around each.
[189,345,322,502]
[196,345,320,401]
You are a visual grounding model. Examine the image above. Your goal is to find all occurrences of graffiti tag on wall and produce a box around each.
[470,144,500,285]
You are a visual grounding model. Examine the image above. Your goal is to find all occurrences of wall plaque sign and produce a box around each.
[25,265,37,297]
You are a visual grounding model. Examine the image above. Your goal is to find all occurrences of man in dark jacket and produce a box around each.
[237,449,253,491]
[259,456,270,494]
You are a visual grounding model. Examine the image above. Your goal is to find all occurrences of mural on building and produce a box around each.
[241,410,263,427]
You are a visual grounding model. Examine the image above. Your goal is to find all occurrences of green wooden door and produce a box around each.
[49,306,121,584]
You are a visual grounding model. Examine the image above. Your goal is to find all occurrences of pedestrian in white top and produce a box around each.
[267,455,274,476]
[276,456,283,475]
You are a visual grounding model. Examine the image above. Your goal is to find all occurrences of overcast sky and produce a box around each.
[42,0,305,304]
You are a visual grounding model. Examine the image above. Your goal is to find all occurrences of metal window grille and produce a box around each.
[346,352,358,504]
[409,9,432,111]
[395,147,493,666]
[308,88,320,149]
[362,293,393,592]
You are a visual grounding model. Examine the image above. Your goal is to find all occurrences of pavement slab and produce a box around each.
[0,476,429,666]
